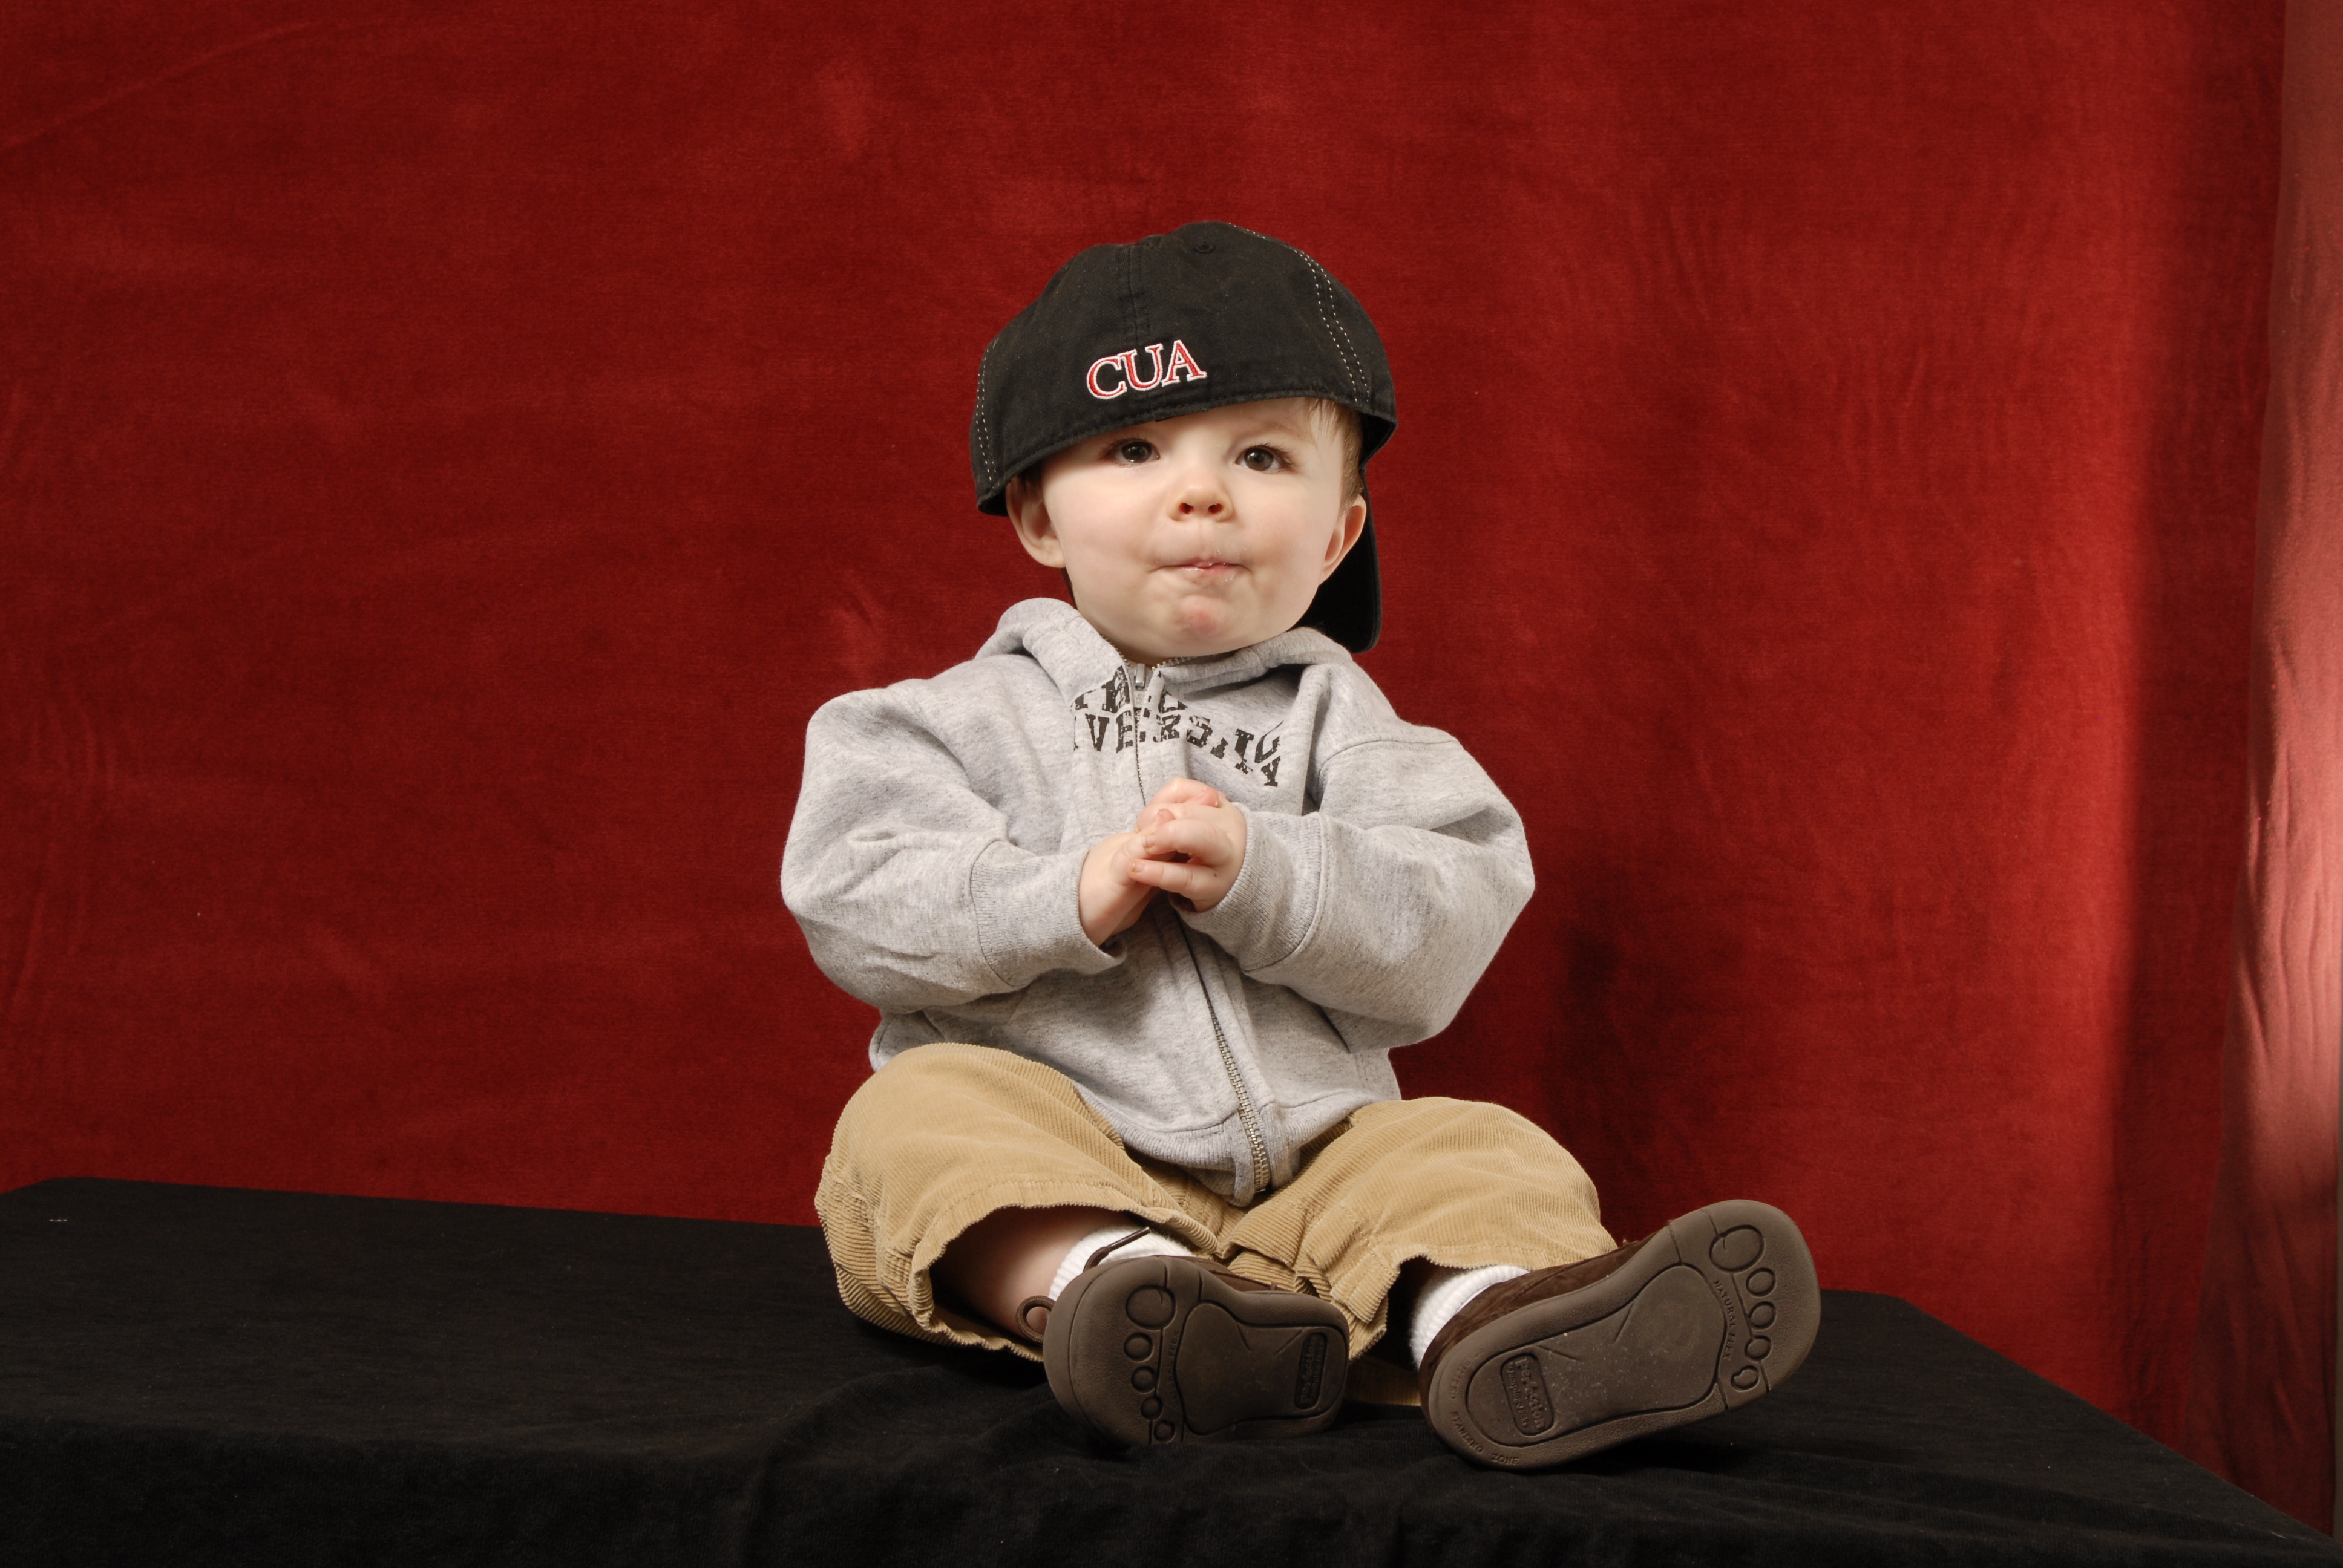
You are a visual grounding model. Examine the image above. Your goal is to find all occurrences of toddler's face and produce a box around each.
[1005,399,1366,664]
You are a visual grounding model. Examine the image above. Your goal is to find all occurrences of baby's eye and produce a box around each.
[1239,446,1288,472]
[1113,439,1156,464]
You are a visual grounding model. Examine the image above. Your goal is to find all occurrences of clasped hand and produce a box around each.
[1078,777,1247,947]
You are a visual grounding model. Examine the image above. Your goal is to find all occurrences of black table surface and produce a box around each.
[1,1178,2332,1567]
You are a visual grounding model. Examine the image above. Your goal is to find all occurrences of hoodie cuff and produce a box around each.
[969,840,1122,991]
[1182,807,1320,971]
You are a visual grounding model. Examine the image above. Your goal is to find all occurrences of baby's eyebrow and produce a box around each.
[1236,417,1311,442]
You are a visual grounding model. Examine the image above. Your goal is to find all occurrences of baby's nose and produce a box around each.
[1176,498,1225,515]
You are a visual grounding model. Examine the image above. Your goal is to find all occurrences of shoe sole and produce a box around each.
[1423,1200,1819,1469]
[1045,1255,1348,1447]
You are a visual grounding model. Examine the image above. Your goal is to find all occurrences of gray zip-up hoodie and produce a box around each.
[782,599,1534,1203]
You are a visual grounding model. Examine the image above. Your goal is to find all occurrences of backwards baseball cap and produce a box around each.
[969,221,1397,653]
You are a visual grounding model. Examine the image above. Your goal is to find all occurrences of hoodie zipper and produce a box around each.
[1134,661,1273,1197]
[1178,921,1273,1195]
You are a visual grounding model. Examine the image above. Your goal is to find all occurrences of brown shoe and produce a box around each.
[1043,1253,1348,1448]
[1417,1200,1819,1469]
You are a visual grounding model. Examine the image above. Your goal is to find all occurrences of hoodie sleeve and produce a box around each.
[1180,731,1533,1051]
[782,685,1120,1011]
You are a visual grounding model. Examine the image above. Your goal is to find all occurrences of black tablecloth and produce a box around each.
[1,1178,2332,1566]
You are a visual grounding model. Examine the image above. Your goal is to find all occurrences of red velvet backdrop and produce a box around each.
[1,0,2290,1512]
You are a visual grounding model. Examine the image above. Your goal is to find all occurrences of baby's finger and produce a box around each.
[1143,800,1213,832]
[1149,777,1222,809]
[1142,819,1228,866]
[1133,785,1198,832]
[1110,831,1159,874]
[1129,856,1208,897]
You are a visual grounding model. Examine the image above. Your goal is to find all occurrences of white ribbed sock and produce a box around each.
[1407,1263,1529,1368]
[1047,1222,1197,1300]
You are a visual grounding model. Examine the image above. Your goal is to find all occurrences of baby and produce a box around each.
[782,221,1816,1468]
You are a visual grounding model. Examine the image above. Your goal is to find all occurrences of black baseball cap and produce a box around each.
[969,221,1397,653]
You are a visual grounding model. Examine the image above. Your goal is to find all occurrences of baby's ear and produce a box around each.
[1004,475,1066,569]
[1323,493,1368,576]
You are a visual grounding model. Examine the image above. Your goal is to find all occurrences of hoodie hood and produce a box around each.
[976,599,1355,703]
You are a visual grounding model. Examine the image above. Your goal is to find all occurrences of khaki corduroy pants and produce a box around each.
[815,1042,1613,1370]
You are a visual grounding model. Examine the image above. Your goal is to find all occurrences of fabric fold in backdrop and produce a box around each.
[2186,0,2343,1533]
